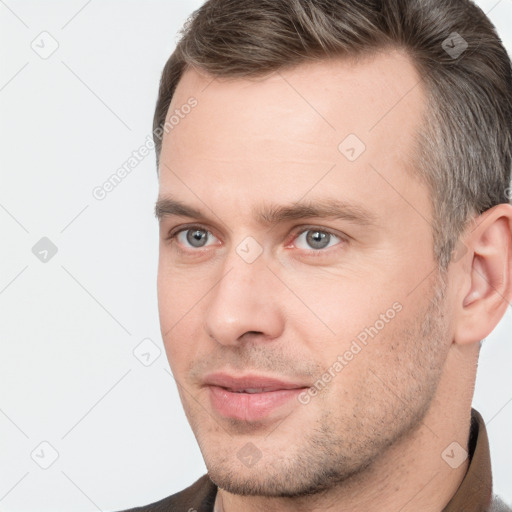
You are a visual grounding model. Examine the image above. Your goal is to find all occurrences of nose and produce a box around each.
[204,249,285,346]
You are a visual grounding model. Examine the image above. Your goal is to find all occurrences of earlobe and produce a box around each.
[454,204,512,345]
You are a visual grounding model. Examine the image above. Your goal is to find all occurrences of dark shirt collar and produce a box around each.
[442,408,493,511]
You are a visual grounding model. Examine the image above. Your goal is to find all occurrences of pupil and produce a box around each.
[188,229,207,247]
[307,231,330,249]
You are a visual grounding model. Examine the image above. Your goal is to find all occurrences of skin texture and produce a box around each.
[156,50,512,512]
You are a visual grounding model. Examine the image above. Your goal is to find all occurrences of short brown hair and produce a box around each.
[153,0,512,268]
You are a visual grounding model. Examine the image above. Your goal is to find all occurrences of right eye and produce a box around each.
[168,226,220,250]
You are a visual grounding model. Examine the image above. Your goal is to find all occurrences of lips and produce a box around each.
[204,373,306,391]
[204,373,309,421]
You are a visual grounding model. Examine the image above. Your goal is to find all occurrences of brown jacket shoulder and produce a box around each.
[115,474,216,512]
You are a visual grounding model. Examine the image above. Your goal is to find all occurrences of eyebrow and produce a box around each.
[154,196,377,227]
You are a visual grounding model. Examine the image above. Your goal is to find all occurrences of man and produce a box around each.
[120,0,512,510]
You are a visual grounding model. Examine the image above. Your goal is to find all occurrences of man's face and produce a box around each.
[156,51,454,496]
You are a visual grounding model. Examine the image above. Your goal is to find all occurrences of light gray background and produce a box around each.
[0,1,510,510]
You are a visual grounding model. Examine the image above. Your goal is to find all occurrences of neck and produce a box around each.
[214,492,224,512]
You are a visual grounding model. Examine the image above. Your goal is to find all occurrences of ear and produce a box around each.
[454,203,512,345]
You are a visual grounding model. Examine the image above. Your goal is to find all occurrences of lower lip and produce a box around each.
[208,386,306,421]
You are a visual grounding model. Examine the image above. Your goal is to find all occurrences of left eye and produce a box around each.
[294,229,341,250]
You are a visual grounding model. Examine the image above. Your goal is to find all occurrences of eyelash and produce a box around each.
[166,224,345,256]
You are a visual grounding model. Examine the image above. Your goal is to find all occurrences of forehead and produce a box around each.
[158,50,429,227]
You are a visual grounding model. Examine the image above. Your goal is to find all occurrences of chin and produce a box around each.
[203,447,369,499]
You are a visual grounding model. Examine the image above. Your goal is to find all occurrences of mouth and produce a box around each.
[203,373,310,422]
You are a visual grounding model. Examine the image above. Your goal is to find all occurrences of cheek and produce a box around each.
[283,269,399,342]
[161,317,202,380]
[157,259,205,325]
[157,267,203,370]
[314,304,426,408]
